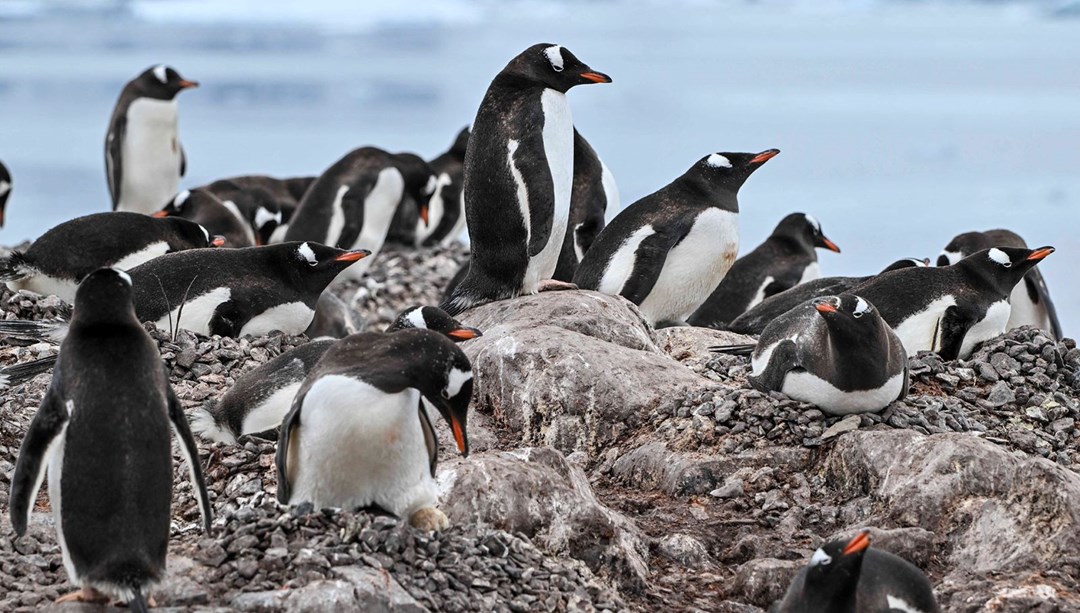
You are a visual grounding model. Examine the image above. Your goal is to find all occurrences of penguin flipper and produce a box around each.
[208,301,245,338]
[1025,269,1063,340]
[275,392,305,505]
[334,177,376,250]
[106,115,126,209]
[748,339,800,392]
[618,228,689,306]
[937,305,973,361]
[167,383,213,534]
[418,400,439,478]
[179,145,187,178]
[898,363,910,401]
[9,387,69,536]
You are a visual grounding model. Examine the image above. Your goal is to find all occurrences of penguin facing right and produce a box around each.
[416,127,471,247]
[938,229,1061,339]
[154,188,256,247]
[712,294,908,415]
[689,212,840,328]
[573,149,779,326]
[0,160,11,227]
[9,267,211,611]
[106,65,198,215]
[552,128,619,282]
[773,531,939,613]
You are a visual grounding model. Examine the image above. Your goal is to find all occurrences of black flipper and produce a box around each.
[208,301,246,338]
[106,115,126,209]
[418,400,439,478]
[748,340,800,392]
[275,392,306,505]
[10,386,69,535]
[0,355,57,390]
[167,384,213,534]
[509,132,556,258]
[898,364,910,401]
[618,226,691,306]
[709,344,757,356]
[334,177,376,250]
[179,145,187,178]
[938,305,973,361]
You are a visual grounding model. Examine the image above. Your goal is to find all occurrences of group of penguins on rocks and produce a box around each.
[0,42,1062,612]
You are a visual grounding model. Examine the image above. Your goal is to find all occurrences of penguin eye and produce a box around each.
[853,311,864,319]
[441,389,450,400]
[820,557,831,565]
[1002,261,1012,269]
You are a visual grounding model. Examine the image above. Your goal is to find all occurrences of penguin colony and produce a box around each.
[0,43,1065,610]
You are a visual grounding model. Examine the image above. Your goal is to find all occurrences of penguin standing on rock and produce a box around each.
[106,65,198,215]
[276,329,473,531]
[9,267,212,611]
[689,213,840,328]
[154,188,256,247]
[552,128,619,282]
[713,294,908,415]
[773,531,939,613]
[574,149,779,326]
[0,160,11,227]
[439,44,612,316]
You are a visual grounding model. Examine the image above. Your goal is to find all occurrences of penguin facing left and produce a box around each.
[9,267,212,610]
[689,213,840,328]
[154,188,256,248]
[276,328,473,531]
[0,160,11,227]
[712,294,908,415]
[773,531,939,613]
[552,128,619,282]
[439,44,612,316]
[106,65,198,215]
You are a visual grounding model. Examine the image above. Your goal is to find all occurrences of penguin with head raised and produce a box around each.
[192,305,481,444]
[713,293,908,415]
[276,328,473,530]
[155,188,255,247]
[439,44,612,315]
[552,128,619,282]
[773,531,939,613]
[106,65,198,215]
[415,127,471,248]
[0,212,222,302]
[9,267,211,611]
[690,212,840,328]
[938,229,1061,339]
[0,160,11,227]
[573,149,779,326]
[284,148,437,282]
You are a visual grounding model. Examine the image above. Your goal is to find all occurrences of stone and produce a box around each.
[821,414,861,439]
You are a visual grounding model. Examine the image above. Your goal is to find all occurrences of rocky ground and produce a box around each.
[1,243,1078,611]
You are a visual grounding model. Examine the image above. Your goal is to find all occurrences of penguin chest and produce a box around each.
[521,89,574,291]
[290,377,436,516]
[638,208,739,323]
[1006,282,1049,333]
[797,262,820,285]
[240,302,315,337]
[120,98,182,214]
[890,295,958,355]
[958,299,1011,359]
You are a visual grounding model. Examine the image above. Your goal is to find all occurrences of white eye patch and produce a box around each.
[298,242,317,265]
[113,268,133,286]
[174,189,191,208]
[153,65,168,83]
[424,175,437,196]
[853,296,871,317]
[810,548,832,566]
[254,206,281,229]
[405,307,427,329]
[445,366,472,398]
[706,154,732,168]
[988,248,1011,267]
[544,45,564,71]
[805,214,821,233]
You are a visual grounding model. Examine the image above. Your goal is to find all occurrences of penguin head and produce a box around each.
[937,229,1027,267]
[393,153,439,228]
[813,294,888,342]
[0,160,11,228]
[389,305,483,342]
[774,213,841,254]
[133,64,199,100]
[249,189,284,246]
[163,215,227,249]
[72,267,137,323]
[961,246,1054,294]
[285,241,370,287]
[694,149,780,192]
[448,127,471,160]
[880,257,930,274]
[800,531,870,608]
[504,44,612,92]
[420,338,473,457]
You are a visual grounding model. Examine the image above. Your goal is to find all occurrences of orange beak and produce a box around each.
[419,204,429,227]
[1027,246,1055,261]
[333,249,371,263]
[580,71,612,84]
[842,530,871,556]
[178,79,199,89]
[211,235,226,247]
[749,149,780,164]
[821,237,841,253]
[152,210,170,218]
[447,327,482,341]
[815,302,838,314]
[451,418,468,455]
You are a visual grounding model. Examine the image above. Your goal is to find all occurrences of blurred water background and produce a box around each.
[1,0,1078,330]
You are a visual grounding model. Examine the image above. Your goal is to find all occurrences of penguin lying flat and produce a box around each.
[202,176,310,245]
[689,213,840,328]
[304,291,358,339]
[773,531,939,613]
[440,44,612,316]
[193,305,481,444]
[276,328,473,530]
[938,229,1061,339]
[713,294,907,414]
[416,127,470,247]
[0,160,11,227]
[9,268,211,611]
[285,148,437,281]
[0,212,222,302]
[574,149,779,326]
[155,188,255,247]
[726,258,930,335]
[107,65,198,215]
[552,128,619,282]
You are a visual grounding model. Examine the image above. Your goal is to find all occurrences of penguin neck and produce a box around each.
[957,261,1024,298]
[768,232,814,256]
[682,175,740,213]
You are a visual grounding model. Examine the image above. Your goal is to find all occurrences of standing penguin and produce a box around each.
[938,229,1061,339]
[276,329,473,531]
[712,294,907,415]
[574,149,779,326]
[0,160,11,227]
[439,44,612,316]
[689,213,840,328]
[9,267,211,610]
[284,148,437,281]
[106,65,198,215]
[415,127,471,247]
[552,128,619,282]
[773,531,939,613]
[154,188,256,247]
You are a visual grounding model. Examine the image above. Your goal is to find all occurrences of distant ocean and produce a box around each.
[2,0,1078,331]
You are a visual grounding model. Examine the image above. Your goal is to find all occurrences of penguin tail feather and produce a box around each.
[0,251,30,282]
[0,355,57,390]
[709,343,756,356]
[0,319,67,343]
[128,589,149,613]
[190,402,238,445]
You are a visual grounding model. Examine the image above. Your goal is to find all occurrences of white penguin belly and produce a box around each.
[240,301,314,337]
[638,208,739,324]
[336,167,405,282]
[112,241,170,272]
[153,286,232,336]
[781,371,904,415]
[268,224,290,244]
[290,377,436,516]
[797,261,820,285]
[8,274,80,303]
[597,225,657,295]
[415,173,452,245]
[745,275,777,312]
[241,382,302,437]
[521,89,573,293]
[119,98,182,215]
[443,184,468,247]
[959,299,1011,359]
[1006,282,1051,334]
[891,295,957,355]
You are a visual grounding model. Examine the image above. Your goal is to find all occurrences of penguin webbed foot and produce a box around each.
[538,279,578,292]
[409,507,449,532]
[55,586,111,605]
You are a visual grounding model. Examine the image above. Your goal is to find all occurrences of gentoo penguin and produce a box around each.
[192,305,481,444]
[938,229,1061,339]
[0,160,11,227]
[851,246,1054,360]
[202,175,315,244]
[573,149,779,326]
[9,267,211,610]
[773,531,939,613]
[154,188,255,247]
[303,291,358,339]
[0,212,222,302]
[106,65,198,215]
[713,294,907,415]
[689,213,840,328]
[552,128,619,282]
[284,148,437,281]
[439,44,612,316]
[415,127,471,247]
[276,328,473,530]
